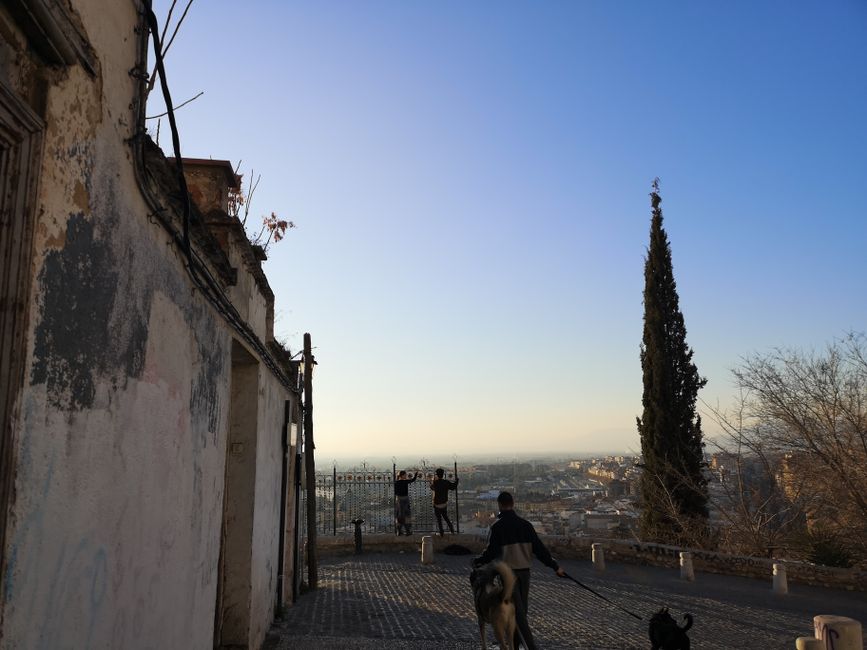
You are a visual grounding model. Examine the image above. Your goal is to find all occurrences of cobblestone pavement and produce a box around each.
[265,552,867,649]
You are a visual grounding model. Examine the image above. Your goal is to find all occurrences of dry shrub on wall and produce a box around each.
[228,168,295,254]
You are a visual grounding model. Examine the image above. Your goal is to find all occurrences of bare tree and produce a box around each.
[706,333,867,565]
[227,165,260,226]
[701,417,808,558]
[630,458,716,549]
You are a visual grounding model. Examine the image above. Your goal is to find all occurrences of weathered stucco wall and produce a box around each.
[220,353,258,647]
[225,234,270,343]
[0,1,294,647]
[218,359,289,649]
[249,372,287,648]
[0,8,48,113]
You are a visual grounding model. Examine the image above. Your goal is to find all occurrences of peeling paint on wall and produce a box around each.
[190,312,225,447]
[1,3,296,647]
[30,211,146,411]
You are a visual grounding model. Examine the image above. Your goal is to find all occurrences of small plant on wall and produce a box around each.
[228,166,295,254]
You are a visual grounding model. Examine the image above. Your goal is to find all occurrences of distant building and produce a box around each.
[584,510,619,532]
[607,479,628,498]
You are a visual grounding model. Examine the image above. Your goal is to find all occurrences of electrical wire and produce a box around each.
[137,0,298,392]
[143,0,190,255]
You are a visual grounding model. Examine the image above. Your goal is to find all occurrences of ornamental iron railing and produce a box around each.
[299,464,460,538]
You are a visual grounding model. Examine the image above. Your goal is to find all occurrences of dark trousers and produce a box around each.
[512,568,536,650]
[434,505,454,534]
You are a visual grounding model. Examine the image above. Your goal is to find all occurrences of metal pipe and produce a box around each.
[454,460,460,534]
[276,399,290,611]
[291,451,302,601]
[303,333,318,588]
[332,464,337,536]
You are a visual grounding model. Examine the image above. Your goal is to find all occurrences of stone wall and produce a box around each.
[316,534,866,592]
[543,538,867,591]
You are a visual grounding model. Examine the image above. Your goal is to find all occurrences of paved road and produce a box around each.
[265,552,867,649]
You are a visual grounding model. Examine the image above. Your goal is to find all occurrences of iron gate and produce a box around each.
[299,464,460,537]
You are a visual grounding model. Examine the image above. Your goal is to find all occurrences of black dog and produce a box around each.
[649,607,693,650]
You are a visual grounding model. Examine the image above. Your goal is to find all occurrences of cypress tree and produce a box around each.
[637,179,709,543]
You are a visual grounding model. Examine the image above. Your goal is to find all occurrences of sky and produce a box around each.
[147,1,867,461]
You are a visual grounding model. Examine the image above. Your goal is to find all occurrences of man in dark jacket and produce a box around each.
[473,491,565,650]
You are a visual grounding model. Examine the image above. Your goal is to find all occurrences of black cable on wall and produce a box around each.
[134,0,298,393]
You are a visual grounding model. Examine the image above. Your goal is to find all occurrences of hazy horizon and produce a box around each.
[322,450,631,472]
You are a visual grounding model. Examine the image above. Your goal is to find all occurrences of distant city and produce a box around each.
[316,451,761,540]
[316,454,637,538]
[450,456,640,538]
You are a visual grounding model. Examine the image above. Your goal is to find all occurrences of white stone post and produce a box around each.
[592,543,605,572]
[772,562,788,595]
[795,638,823,650]
[421,535,434,565]
[814,615,863,650]
[679,551,694,582]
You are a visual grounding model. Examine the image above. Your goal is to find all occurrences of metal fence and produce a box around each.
[299,465,460,537]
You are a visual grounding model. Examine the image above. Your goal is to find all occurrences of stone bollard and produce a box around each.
[773,562,788,595]
[814,615,863,650]
[795,638,823,650]
[679,551,694,582]
[592,543,605,572]
[421,535,434,565]
[350,518,365,555]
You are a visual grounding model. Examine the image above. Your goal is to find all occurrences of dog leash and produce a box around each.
[560,573,643,621]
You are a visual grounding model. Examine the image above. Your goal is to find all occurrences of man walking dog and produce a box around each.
[473,491,565,650]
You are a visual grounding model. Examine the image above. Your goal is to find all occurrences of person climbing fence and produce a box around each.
[394,470,419,535]
[429,468,459,536]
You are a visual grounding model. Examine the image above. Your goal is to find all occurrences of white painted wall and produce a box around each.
[225,235,272,344]
[249,372,288,648]
[0,2,294,648]
[219,352,259,647]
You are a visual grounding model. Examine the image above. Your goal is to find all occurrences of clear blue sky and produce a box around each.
[148,1,867,459]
